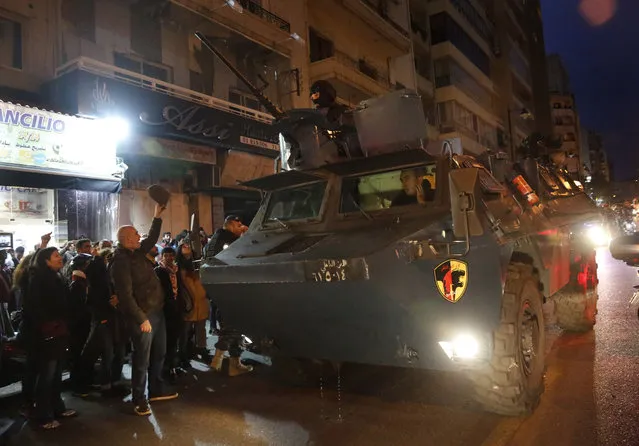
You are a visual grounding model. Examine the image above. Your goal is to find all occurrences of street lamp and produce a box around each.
[507,107,535,159]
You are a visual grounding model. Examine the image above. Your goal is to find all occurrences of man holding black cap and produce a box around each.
[203,215,253,376]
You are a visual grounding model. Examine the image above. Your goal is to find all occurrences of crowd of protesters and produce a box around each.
[0,205,252,429]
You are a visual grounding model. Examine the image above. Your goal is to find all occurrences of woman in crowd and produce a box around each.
[24,243,77,429]
[176,243,211,365]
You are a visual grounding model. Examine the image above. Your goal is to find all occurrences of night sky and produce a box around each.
[540,0,639,180]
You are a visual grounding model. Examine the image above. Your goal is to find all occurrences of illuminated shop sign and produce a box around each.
[0,101,119,178]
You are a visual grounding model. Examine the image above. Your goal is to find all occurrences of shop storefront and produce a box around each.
[0,100,123,252]
[48,68,279,233]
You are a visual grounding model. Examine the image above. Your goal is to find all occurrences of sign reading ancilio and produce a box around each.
[0,101,119,178]
[68,71,280,157]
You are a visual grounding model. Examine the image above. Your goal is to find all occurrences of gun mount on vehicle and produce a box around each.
[195,32,602,416]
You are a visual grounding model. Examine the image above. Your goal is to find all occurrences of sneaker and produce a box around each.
[148,391,179,402]
[40,420,61,430]
[134,401,152,416]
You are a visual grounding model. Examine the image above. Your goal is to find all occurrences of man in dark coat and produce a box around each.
[110,204,177,416]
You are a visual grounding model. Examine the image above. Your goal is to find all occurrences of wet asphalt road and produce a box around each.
[2,247,639,446]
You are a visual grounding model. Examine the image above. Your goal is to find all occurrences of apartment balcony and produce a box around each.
[172,0,292,52]
[55,57,274,124]
[435,72,494,119]
[309,50,392,103]
[431,42,493,92]
[342,0,411,55]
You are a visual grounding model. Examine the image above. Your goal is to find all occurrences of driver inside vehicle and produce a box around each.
[391,168,434,207]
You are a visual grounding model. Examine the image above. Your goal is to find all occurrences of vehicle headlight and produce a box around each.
[439,334,480,360]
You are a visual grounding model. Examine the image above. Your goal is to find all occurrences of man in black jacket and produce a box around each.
[110,204,177,416]
[203,215,246,334]
[203,215,245,259]
[205,215,253,376]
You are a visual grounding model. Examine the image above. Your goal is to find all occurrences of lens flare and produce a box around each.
[579,0,617,27]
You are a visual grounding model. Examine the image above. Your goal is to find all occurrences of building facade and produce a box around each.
[547,54,582,179]
[407,0,551,157]
[0,0,556,249]
[588,130,610,183]
[0,0,418,243]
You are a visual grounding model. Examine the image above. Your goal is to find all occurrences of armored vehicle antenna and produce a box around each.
[194,31,286,120]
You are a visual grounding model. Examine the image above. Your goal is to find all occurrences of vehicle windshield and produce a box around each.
[264,181,327,222]
[340,163,437,213]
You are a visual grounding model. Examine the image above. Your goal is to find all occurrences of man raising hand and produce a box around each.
[111,204,178,416]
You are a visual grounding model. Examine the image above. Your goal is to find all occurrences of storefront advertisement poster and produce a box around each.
[0,101,119,178]
[0,186,52,219]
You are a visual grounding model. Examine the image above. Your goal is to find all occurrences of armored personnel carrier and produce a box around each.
[196,34,601,416]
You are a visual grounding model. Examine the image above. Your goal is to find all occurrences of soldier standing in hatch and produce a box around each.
[204,215,253,376]
[310,80,348,125]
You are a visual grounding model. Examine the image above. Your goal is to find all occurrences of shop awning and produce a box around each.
[0,164,122,194]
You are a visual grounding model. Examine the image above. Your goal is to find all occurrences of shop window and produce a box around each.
[114,53,172,83]
[309,28,334,63]
[0,16,23,70]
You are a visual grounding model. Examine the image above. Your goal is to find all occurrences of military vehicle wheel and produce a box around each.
[553,249,598,332]
[468,262,545,416]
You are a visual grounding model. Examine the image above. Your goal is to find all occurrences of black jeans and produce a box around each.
[34,358,66,422]
[129,311,167,404]
[69,321,91,388]
[22,347,38,407]
[79,321,126,389]
[165,312,182,371]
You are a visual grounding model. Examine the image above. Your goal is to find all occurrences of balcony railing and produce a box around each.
[361,0,411,37]
[435,64,493,111]
[316,50,391,89]
[55,57,274,124]
[237,0,291,33]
